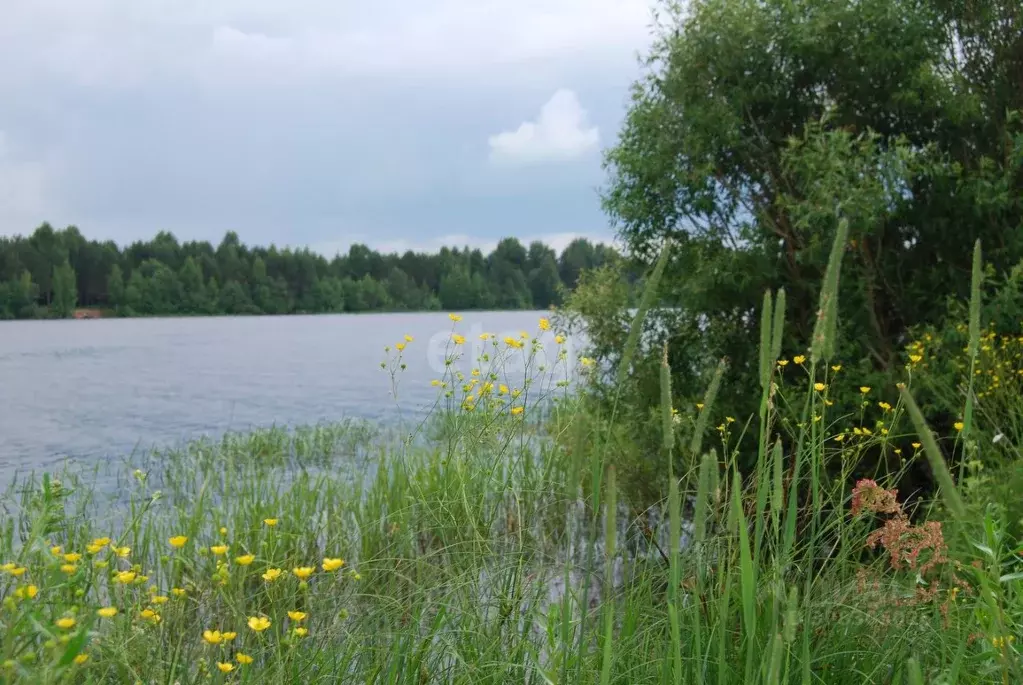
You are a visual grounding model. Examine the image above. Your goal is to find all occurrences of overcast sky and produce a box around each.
[0,1,657,256]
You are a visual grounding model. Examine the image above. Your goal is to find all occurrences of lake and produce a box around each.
[0,311,579,485]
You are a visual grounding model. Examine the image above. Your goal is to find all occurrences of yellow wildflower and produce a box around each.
[793,355,806,364]
[236,653,254,664]
[498,384,509,395]
[451,334,465,345]
[86,543,105,554]
[262,568,284,582]
[15,585,38,600]
[203,629,224,645]
[725,416,735,423]
[60,564,78,574]
[404,334,414,342]
[288,611,307,622]
[171,587,186,597]
[97,607,118,618]
[50,546,62,556]
[263,518,278,527]
[814,383,826,392]
[539,318,550,331]
[56,617,76,630]
[115,571,136,584]
[479,332,491,340]
[395,342,405,351]
[322,558,345,572]
[912,442,921,450]
[74,654,89,665]
[247,616,271,632]
[140,609,160,623]
[859,386,871,394]
[504,337,523,349]
[831,364,842,372]
[235,554,255,566]
[91,537,111,547]
[555,335,565,344]
[954,421,964,432]
[511,406,524,416]
[217,662,235,673]
[878,401,892,411]
[151,595,169,604]
[7,566,26,577]
[112,546,130,558]
[519,331,529,339]
[222,631,237,641]
[168,536,188,549]
[580,357,595,367]
[294,627,308,637]
[293,566,315,580]
[777,359,789,367]
[909,354,922,364]
[448,313,462,322]
[210,544,229,556]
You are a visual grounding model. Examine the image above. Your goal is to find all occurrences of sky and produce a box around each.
[0,1,658,257]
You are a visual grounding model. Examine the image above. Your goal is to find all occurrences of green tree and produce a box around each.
[179,256,208,314]
[591,0,1023,474]
[218,280,256,315]
[51,260,78,318]
[107,264,126,312]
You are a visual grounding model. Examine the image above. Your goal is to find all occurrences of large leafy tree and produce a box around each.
[596,0,1023,459]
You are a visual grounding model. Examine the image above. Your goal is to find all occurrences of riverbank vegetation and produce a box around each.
[0,227,617,319]
[2,240,1022,682]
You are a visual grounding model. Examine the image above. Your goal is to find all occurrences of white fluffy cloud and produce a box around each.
[488,89,600,165]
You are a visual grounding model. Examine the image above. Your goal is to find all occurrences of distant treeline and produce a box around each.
[0,224,617,318]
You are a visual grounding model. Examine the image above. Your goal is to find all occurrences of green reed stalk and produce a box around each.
[759,290,774,390]
[616,241,671,387]
[811,218,849,364]
[771,288,786,362]
[755,289,776,561]
[899,385,966,519]
[960,239,982,482]
[599,465,617,685]
[661,343,683,684]
[690,359,726,462]
[733,469,757,680]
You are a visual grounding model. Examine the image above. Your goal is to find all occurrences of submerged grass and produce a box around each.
[1,246,1022,684]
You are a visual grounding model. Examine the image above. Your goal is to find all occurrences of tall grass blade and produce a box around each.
[771,288,786,361]
[599,465,617,685]
[760,290,774,389]
[968,238,983,360]
[661,343,675,474]
[616,240,671,386]
[694,451,716,545]
[732,470,757,677]
[811,218,849,363]
[898,385,966,519]
[690,359,726,460]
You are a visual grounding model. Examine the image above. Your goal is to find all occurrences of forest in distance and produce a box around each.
[0,223,618,319]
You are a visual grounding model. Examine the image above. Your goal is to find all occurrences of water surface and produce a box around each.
[0,311,575,484]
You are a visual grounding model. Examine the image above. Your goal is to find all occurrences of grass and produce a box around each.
[1,255,1022,684]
